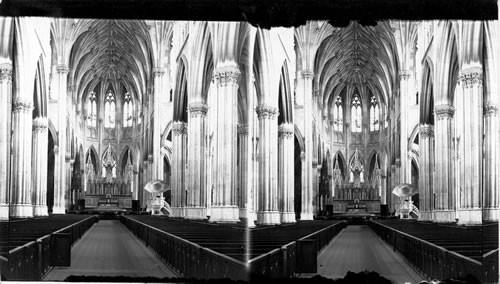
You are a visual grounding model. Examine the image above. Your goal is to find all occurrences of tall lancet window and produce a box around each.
[351,93,362,133]
[333,96,343,132]
[370,95,380,131]
[87,92,97,127]
[123,92,133,127]
[104,90,116,128]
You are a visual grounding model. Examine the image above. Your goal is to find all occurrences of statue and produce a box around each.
[102,143,116,182]
[350,148,364,188]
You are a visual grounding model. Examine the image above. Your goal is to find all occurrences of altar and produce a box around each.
[82,145,134,209]
[325,149,381,215]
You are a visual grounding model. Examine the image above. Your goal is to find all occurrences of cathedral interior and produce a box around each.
[0,18,498,283]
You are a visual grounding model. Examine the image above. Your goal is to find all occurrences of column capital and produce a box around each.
[278,123,294,138]
[419,124,434,138]
[0,63,13,83]
[237,124,249,135]
[188,102,208,117]
[484,103,498,116]
[256,104,278,120]
[172,121,187,135]
[56,64,69,74]
[33,117,48,132]
[434,104,455,120]
[301,69,314,79]
[399,70,411,80]
[153,67,165,77]
[12,97,33,113]
[213,66,241,86]
[459,68,482,87]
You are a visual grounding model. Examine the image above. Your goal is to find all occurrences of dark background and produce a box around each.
[0,0,497,28]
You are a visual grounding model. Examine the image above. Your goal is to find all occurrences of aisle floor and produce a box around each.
[44,220,177,281]
[318,225,424,284]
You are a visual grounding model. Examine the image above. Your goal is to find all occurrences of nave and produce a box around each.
[318,225,423,283]
[43,220,177,281]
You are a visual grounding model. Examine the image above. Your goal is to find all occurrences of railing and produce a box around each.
[483,249,499,283]
[369,220,483,282]
[120,216,248,281]
[4,215,98,281]
[249,221,347,278]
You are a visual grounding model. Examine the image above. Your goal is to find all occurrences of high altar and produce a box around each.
[83,145,133,209]
[328,148,381,214]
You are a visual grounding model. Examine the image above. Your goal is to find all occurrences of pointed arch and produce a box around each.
[420,58,434,125]
[333,150,347,179]
[278,60,293,124]
[173,57,188,122]
[85,145,99,173]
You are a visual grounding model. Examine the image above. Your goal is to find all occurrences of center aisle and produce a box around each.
[317,225,424,284]
[44,220,178,281]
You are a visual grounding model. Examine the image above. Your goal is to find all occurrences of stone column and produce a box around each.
[0,63,12,219]
[483,103,499,221]
[399,70,411,184]
[171,121,187,217]
[210,66,240,223]
[10,97,34,218]
[457,68,482,224]
[152,67,165,181]
[32,117,49,216]
[53,64,69,214]
[300,70,314,220]
[433,105,455,222]
[237,124,249,219]
[185,102,208,219]
[256,105,279,225]
[278,123,295,223]
[419,124,434,221]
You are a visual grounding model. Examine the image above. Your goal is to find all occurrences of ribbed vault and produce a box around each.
[315,21,398,114]
[69,19,153,104]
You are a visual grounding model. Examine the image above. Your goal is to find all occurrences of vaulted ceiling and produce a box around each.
[69,19,153,104]
[315,21,399,112]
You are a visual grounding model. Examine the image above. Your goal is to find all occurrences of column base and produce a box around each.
[483,208,500,222]
[419,211,433,221]
[10,204,33,218]
[171,207,184,218]
[33,205,48,217]
[247,210,257,228]
[51,206,66,214]
[299,212,314,221]
[0,204,9,220]
[256,211,280,225]
[209,206,239,223]
[239,208,248,219]
[433,210,456,223]
[184,207,208,220]
[280,212,296,223]
[457,208,482,225]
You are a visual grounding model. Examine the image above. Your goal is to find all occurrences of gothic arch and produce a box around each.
[33,56,48,118]
[436,21,459,105]
[173,57,188,122]
[278,60,293,124]
[85,145,99,173]
[420,59,434,125]
[294,124,305,153]
[47,119,58,146]
[161,121,173,147]
[334,150,347,178]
